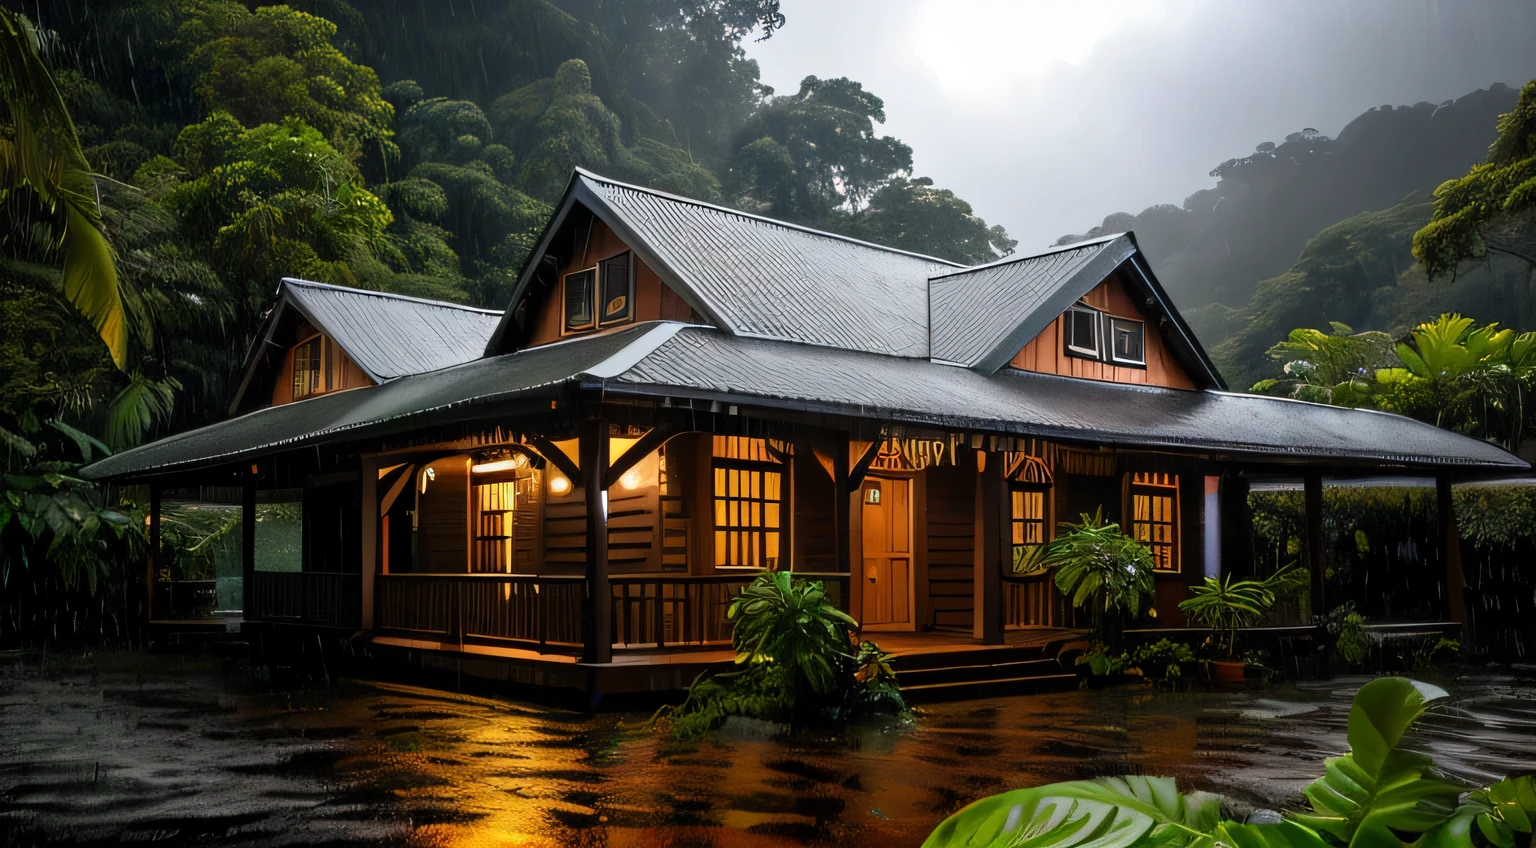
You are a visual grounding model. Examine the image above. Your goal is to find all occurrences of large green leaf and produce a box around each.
[1418,775,1536,848]
[922,776,1328,848]
[1291,678,1461,847]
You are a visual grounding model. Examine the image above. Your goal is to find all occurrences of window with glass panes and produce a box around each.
[1010,485,1050,572]
[292,335,326,399]
[712,436,783,569]
[1129,472,1179,571]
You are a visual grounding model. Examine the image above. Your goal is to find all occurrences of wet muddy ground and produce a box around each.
[2,652,1533,847]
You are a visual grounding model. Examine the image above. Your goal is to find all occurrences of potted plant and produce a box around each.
[1178,564,1306,682]
[1038,508,1157,650]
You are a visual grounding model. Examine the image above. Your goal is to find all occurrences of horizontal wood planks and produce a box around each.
[925,464,975,630]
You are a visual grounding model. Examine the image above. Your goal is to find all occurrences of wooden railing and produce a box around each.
[248,572,362,628]
[611,571,850,649]
[1003,573,1068,628]
[375,574,584,650]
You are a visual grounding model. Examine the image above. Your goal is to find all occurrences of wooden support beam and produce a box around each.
[1303,471,1325,619]
[845,439,882,494]
[580,417,612,664]
[1436,473,1467,625]
[241,470,257,617]
[360,457,379,629]
[604,420,685,489]
[976,450,1005,645]
[147,483,163,624]
[528,434,581,482]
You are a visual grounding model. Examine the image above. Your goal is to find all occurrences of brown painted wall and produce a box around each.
[527,219,695,347]
[1009,271,1196,390]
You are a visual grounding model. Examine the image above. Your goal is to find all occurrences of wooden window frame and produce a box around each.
[1064,304,1102,359]
[561,265,599,334]
[710,437,787,571]
[1128,472,1179,573]
[292,333,329,400]
[597,251,636,328]
[1008,482,1052,573]
[1108,316,1147,367]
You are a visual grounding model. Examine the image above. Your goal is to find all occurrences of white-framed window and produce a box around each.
[1065,304,1102,358]
[1109,317,1146,366]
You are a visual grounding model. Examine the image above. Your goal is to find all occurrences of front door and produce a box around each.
[860,475,913,630]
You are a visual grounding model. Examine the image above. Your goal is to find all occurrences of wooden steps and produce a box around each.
[886,632,1087,702]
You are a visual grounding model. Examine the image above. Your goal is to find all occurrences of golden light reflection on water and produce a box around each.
[277,680,1252,848]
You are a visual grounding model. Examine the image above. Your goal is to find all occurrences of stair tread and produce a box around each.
[902,673,1078,692]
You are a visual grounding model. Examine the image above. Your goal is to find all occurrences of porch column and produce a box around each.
[360,457,378,629]
[241,469,256,616]
[1436,473,1467,624]
[975,449,1004,645]
[833,432,851,576]
[1218,472,1252,578]
[581,418,612,664]
[1303,471,1325,618]
[147,482,163,624]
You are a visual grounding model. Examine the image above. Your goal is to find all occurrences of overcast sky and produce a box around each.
[743,0,1536,252]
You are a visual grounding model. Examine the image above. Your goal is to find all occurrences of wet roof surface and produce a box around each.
[283,279,504,381]
[84,324,1525,479]
[581,171,960,357]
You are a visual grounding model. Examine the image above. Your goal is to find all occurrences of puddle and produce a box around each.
[2,655,1533,846]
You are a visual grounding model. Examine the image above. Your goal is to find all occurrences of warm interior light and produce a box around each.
[548,474,572,495]
[471,457,523,474]
[620,468,642,490]
[419,465,436,493]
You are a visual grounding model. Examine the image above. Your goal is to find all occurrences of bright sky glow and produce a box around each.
[911,0,1168,96]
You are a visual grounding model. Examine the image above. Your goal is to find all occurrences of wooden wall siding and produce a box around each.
[418,459,469,572]
[1008,271,1196,390]
[269,334,373,406]
[528,219,696,347]
[925,463,977,631]
[512,471,543,573]
[793,449,838,572]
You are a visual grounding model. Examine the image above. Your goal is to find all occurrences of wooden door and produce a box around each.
[860,476,913,629]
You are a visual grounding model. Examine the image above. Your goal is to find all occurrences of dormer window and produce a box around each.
[1109,317,1146,366]
[1064,303,1146,368]
[1065,304,1102,358]
[563,251,636,334]
[292,334,330,399]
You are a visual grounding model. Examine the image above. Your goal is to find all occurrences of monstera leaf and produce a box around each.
[920,775,1328,848]
[1291,677,1462,848]
[1418,775,1536,848]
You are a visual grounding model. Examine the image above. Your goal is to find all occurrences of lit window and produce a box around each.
[1129,472,1179,572]
[292,335,328,399]
[563,267,596,332]
[712,436,783,569]
[1110,317,1146,365]
[1010,485,1050,572]
[1065,305,1101,358]
[599,252,634,326]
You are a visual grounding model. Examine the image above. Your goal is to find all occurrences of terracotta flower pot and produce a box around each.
[1210,660,1246,683]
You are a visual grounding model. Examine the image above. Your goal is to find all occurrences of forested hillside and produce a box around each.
[2,0,1014,448]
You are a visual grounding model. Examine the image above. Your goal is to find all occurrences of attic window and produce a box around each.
[292,335,330,399]
[1064,305,1102,358]
[562,251,636,334]
[1109,317,1146,366]
[563,267,597,332]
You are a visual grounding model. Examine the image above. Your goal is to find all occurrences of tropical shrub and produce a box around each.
[1041,509,1157,645]
[1178,563,1307,660]
[1127,639,1198,683]
[922,676,1534,848]
[655,570,907,740]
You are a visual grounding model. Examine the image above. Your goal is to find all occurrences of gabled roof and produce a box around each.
[86,324,1525,481]
[230,279,503,410]
[927,234,1225,387]
[486,168,963,358]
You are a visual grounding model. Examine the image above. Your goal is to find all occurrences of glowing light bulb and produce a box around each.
[620,468,642,490]
[549,474,571,495]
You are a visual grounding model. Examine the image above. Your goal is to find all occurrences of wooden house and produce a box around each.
[85,169,1526,698]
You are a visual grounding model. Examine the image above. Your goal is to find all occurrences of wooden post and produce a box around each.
[833,432,851,576]
[1303,471,1325,619]
[1436,473,1467,624]
[581,417,612,664]
[147,482,163,623]
[975,449,1004,645]
[360,457,378,628]
[1218,472,1252,578]
[241,470,257,617]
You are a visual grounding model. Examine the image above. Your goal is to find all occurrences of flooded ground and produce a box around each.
[2,653,1533,847]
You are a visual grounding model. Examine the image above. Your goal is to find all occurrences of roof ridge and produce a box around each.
[573,167,968,268]
[928,233,1128,281]
[281,277,504,315]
